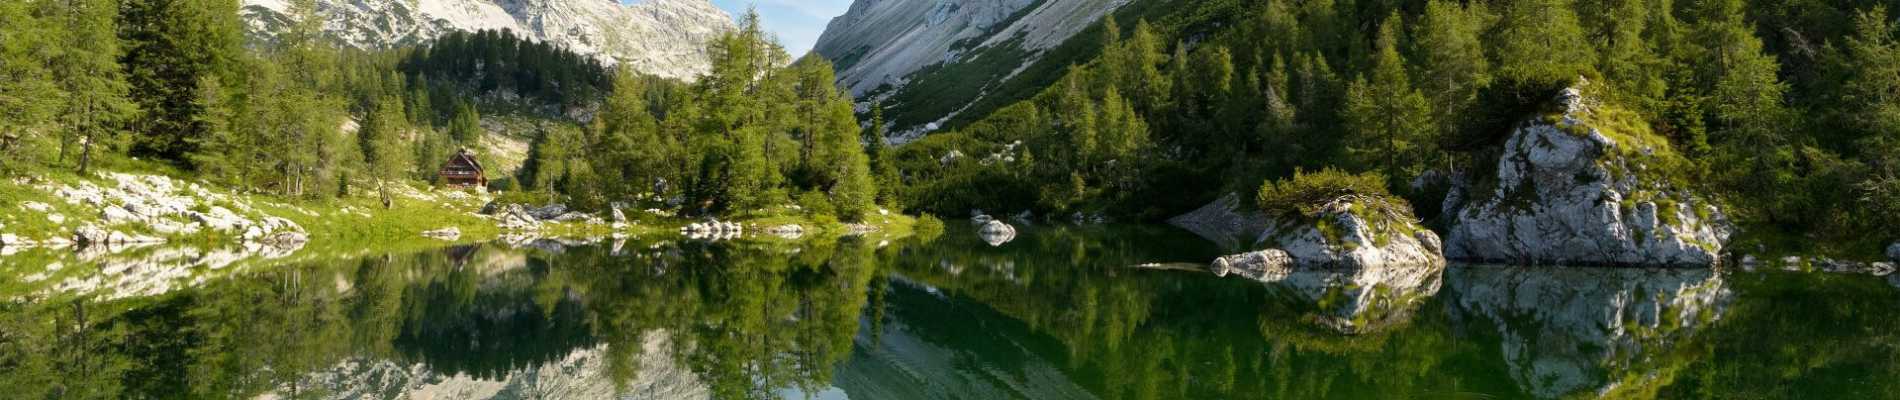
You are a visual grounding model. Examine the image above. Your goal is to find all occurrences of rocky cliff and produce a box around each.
[240,0,734,80]
[813,0,1127,140]
[1445,86,1732,267]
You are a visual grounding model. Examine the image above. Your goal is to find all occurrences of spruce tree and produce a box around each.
[1343,13,1432,177]
[1493,0,1596,86]
[119,0,243,165]
[0,0,62,166]
[52,0,138,174]
[1412,0,1492,136]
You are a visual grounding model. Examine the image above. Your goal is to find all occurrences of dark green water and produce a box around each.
[3,225,1898,399]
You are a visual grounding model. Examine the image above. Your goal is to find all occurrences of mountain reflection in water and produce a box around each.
[0,225,1896,399]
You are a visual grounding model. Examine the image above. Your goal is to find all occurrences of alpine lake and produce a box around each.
[2,223,1897,399]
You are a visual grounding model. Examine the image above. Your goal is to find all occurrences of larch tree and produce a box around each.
[1492,0,1597,86]
[52,0,138,174]
[1343,13,1432,178]
[0,0,63,167]
[1412,0,1492,138]
[118,0,243,165]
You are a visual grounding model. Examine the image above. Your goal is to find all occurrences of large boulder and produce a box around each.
[1247,200,1444,271]
[1445,86,1731,267]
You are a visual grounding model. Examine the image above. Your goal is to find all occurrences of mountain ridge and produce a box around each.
[240,0,735,80]
[814,0,1128,141]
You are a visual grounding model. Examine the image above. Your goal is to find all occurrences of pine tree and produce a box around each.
[1123,20,1169,114]
[1343,13,1432,177]
[1690,0,1787,148]
[594,67,669,200]
[448,102,481,143]
[1412,0,1492,136]
[120,0,244,165]
[1493,0,1596,86]
[51,0,138,174]
[1595,0,1669,110]
[0,0,63,166]
[1840,6,1900,220]
[360,95,411,184]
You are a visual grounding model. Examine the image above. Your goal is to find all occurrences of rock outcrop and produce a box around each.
[241,0,735,80]
[1211,199,1445,276]
[1445,86,1731,267]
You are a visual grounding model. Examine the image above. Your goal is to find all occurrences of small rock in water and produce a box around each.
[977,220,1016,246]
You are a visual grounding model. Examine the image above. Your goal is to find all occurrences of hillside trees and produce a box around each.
[0,0,62,168]
[1342,14,1432,179]
[118,0,243,165]
[509,10,880,219]
[53,0,138,174]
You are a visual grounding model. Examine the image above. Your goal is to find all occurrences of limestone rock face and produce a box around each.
[241,0,734,80]
[814,0,1129,140]
[1260,208,1445,270]
[1445,87,1731,267]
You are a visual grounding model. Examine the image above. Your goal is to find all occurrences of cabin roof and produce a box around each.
[441,149,484,173]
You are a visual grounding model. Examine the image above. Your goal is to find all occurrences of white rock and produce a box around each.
[21,201,52,213]
[1445,87,1730,267]
[977,220,1016,246]
[101,206,141,224]
[240,0,736,81]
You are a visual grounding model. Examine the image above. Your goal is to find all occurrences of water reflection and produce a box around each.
[1447,267,1731,398]
[0,226,1896,399]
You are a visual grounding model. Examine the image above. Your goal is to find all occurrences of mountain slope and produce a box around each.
[814,0,1128,141]
[241,0,734,80]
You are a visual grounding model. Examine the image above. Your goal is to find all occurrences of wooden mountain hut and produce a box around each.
[439,149,487,188]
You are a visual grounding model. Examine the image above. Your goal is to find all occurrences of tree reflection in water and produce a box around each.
[0,225,1897,399]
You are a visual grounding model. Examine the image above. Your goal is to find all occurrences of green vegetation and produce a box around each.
[0,0,892,253]
[884,0,1900,254]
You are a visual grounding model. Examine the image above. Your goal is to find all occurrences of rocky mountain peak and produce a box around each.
[240,0,735,80]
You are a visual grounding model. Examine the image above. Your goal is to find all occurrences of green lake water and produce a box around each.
[2,224,1897,399]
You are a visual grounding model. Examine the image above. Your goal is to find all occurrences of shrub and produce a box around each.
[1257,168,1408,221]
[796,191,836,218]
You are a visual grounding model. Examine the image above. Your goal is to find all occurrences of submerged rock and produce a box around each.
[1446,85,1730,267]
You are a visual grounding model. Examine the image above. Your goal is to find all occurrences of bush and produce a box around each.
[796,191,836,218]
[1257,168,1406,220]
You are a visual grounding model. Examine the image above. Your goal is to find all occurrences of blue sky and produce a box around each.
[626,0,855,57]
